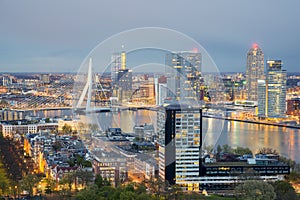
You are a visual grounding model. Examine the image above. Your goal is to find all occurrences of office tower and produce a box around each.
[166,52,202,103]
[157,104,202,191]
[116,68,132,103]
[257,80,267,117]
[111,51,126,85]
[246,44,264,101]
[266,60,287,117]
[111,51,132,102]
[257,60,287,118]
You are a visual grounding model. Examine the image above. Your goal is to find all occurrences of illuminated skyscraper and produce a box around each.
[166,52,202,103]
[111,52,126,84]
[257,80,267,117]
[157,104,202,191]
[266,60,287,117]
[258,60,287,118]
[111,51,132,102]
[246,44,264,101]
[116,68,132,102]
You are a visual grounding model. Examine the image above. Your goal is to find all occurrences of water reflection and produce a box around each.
[35,109,300,163]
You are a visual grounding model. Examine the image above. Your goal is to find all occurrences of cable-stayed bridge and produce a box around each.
[74,58,112,113]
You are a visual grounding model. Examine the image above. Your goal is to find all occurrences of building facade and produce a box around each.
[111,52,126,85]
[257,60,287,118]
[257,80,267,117]
[287,98,300,115]
[246,44,264,101]
[166,52,203,103]
[266,60,287,117]
[157,104,202,191]
[111,51,133,103]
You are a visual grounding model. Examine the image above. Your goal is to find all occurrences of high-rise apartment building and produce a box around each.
[157,104,202,191]
[166,52,202,103]
[258,60,287,118]
[246,44,264,101]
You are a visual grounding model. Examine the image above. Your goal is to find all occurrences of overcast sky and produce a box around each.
[0,0,299,73]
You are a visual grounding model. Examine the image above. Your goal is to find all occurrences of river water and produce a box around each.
[32,109,300,163]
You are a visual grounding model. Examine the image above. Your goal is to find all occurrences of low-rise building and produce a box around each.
[134,153,157,180]
[92,149,127,187]
[1,122,58,138]
[200,156,290,190]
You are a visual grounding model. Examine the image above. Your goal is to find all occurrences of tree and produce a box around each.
[233,146,252,155]
[20,174,41,196]
[135,182,146,194]
[257,147,278,155]
[235,180,276,200]
[76,170,94,189]
[286,171,300,182]
[279,157,296,170]
[146,176,168,199]
[95,174,110,188]
[120,190,137,200]
[272,181,298,200]
[222,144,233,153]
[0,165,10,195]
[62,124,72,135]
[59,172,76,191]
[203,145,214,153]
[44,178,56,194]
[0,179,8,196]
[82,160,92,168]
[76,184,101,200]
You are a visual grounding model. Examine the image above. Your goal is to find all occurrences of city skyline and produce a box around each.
[1,1,300,73]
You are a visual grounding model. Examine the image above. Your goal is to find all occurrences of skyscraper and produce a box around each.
[111,51,126,85]
[257,80,267,117]
[257,60,287,118]
[266,60,287,117]
[246,44,264,101]
[111,51,132,102]
[166,52,202,103]
[157,104,202,191]
[116,69,132,102]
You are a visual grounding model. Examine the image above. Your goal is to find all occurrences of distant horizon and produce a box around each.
[2,71,300,75]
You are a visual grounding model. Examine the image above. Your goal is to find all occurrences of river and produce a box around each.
[27,109,300,163]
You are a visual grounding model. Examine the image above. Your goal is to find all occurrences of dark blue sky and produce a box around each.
[0,0,299,72]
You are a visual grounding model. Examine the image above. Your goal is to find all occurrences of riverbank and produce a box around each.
[203,115,300,129]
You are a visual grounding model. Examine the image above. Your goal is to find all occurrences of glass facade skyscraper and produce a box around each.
[257,60,287,118]
[246,44,264,101]
[257,80,267,117]
[266,60,287,117]
[111,51,127,85]
[166,52,202,103]
[111,51,132,102]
